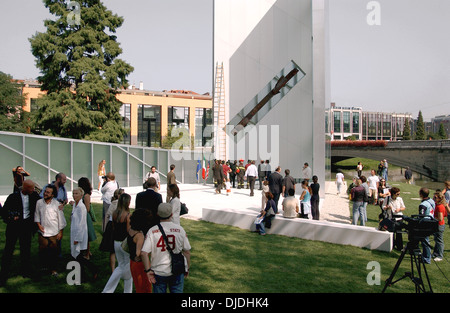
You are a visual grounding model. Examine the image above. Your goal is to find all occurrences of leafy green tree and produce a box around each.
[414,111,426,140]
[29,0,133,142]
[0,72,28,133]
[402,118,411,140]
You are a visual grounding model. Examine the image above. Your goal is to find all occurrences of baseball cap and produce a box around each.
[158,203,173,219]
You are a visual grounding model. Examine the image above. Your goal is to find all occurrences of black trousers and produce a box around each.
[75,251,98,281]
[272,193,280,211]
[248,176,256,196]
[258,176,265,189]
[230,173,236,188]
[0,218,34,279]
[311,196,320,220]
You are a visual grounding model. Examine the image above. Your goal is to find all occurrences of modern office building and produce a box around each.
[18,80,213,149]
[431,115,450,138]
[325,104,362,140]
[362,111,412,141]
[326,103,412,141]
[213,0,328,187]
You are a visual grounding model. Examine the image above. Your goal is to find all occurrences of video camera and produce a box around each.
[380,214,439,242]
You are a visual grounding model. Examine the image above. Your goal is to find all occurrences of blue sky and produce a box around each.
[1,0,449,121]
[0,0,213,94]
[329,0,450,120]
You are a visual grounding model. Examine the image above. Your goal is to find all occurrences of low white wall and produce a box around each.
[202,208,392,252]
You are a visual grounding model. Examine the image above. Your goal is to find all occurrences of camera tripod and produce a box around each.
[382,238,433,293]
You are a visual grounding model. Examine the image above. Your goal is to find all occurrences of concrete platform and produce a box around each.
[202,207,392,252]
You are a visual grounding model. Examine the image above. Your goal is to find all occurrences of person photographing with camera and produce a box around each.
[381,187,405,250]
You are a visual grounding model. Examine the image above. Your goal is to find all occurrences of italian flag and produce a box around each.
[202,156,210,180]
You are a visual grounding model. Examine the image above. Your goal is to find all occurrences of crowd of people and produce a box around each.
[2,158,449,292]
[0,162,191,293]
[98,162,190,293]
[210,159,320,236]
[345,160,450,262]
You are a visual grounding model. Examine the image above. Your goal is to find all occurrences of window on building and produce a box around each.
[138,105,161,147]
[333,111,341,133]
[368,113,376,137]
[352,112,359,134]
[195,108,213,147]
[383,114,391,138]
[30,98,39,111]
[168,106,189,128]
[343,111,350,133]
[120,104,131,145]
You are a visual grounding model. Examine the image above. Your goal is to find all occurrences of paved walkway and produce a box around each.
[90,181,351,224]
[320,181,352,224]
[0,181,352,225]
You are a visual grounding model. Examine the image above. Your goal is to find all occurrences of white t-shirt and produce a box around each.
[141,221,191,276]
[336,173,344,183]
[367,175,380,190]
[382,196,405,216]
[34,198,67,237]
[282,196,298,218]
[101,180,119,204]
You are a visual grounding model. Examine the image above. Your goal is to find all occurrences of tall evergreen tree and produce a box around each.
[0,72,28,133]
[402,117,411,140]
[29,0,133,142]
[414,111,426,140]
[438,123,448,139]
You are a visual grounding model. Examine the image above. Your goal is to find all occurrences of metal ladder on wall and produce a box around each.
[213,62,226,161]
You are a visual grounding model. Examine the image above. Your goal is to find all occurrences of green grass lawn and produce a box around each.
[0,181,449,293]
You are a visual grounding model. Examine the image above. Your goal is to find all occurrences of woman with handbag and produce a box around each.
[167,184,181,225]
[102,193,133,293]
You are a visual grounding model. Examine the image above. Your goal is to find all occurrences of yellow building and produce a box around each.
[19,80,213,148]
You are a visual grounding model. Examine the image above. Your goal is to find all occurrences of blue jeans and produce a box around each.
[256,215,273,234]
[256,219,266,234]
[352,201,366,226]
[421,237,431,264]
[432,225,445,258]
[153,274,184,293]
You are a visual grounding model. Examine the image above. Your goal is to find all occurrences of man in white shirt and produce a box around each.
[335,171,345,195]
[367,169,380,205]
[141,203,191,293]
[245,160,258,197]
[146,166,161,190]
[302,163,312,183]
[35,184,67,277]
